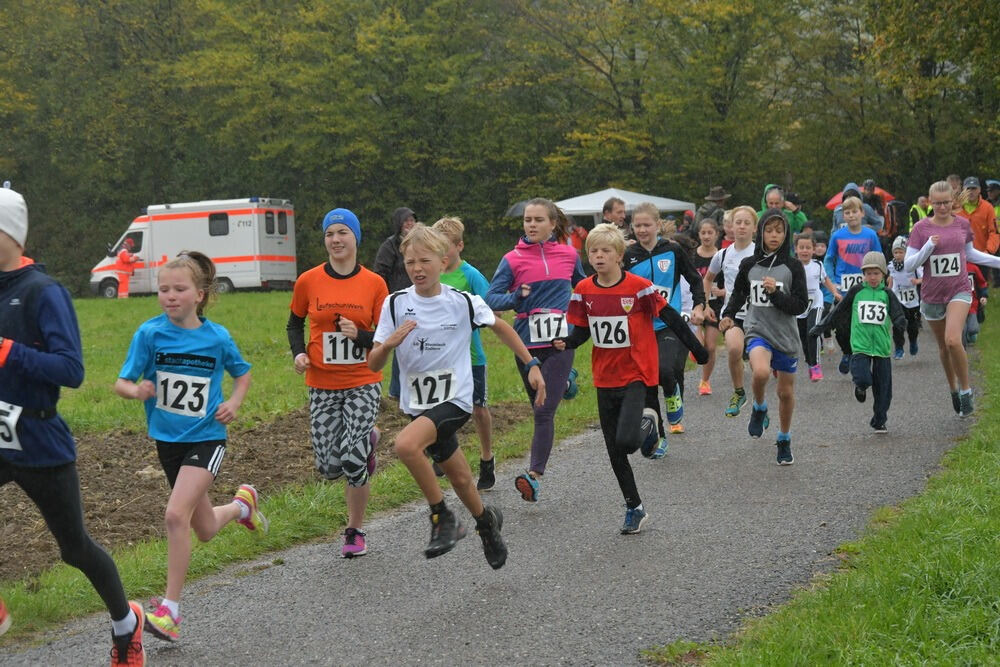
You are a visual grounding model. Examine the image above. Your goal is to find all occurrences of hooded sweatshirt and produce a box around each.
[624,236,705,331]
[723,209,809,356]
[758,184,808,235]
[373,207,415,292]
[832,182,884,232]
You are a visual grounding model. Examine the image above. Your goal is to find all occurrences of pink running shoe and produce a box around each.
[699,380,712,396]
[342,527,368,558]
[809,364,823,382]
[233,484,269,533]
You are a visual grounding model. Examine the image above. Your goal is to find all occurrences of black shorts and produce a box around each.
[156,440,226,488]
[412,402,470,463]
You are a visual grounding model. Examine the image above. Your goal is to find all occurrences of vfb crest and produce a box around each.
[620,297,634,313]
[657,259,672,273]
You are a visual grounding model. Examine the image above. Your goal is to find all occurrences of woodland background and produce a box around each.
[1,0,997,291]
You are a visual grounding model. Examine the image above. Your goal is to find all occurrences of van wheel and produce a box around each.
[99,279,118,299]
[216,278,234,294]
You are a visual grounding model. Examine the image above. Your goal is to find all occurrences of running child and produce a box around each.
[811,252,905,433]
[886,236,922,358]
[692,219,722,395]
[824,196,881,374]
[625,203,706,444]
[812,230,836,354]
[963,261,987,347]
[720,209,808,465]
[794,233,840,381]
[905,181,1000,417]
[288,208,387,558]
[432,216,497,490]
[116,251,266,642]
[0,187,146,665]
[703,205,757,417]
[486,198,584,502]
[369,225,545,569]
[554,224,708,533]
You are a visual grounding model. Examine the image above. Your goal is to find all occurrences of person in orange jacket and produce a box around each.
[961,177,1000,256]
[115,238,138,298]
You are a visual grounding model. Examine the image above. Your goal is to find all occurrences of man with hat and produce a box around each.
[695,186,730,228]
[961,177,999,257]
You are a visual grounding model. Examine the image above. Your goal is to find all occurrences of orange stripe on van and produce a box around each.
[91,254,294,274]
[148,208,292,221]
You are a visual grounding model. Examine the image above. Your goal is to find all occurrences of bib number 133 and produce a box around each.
[409,369,456,411]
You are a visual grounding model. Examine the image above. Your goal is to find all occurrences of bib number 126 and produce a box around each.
[589,316,630,348]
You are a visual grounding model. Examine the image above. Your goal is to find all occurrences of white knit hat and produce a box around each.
[0,187,28,248]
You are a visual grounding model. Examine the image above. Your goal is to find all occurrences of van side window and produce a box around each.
[122,231,143,253]
[209,213,229,236]
[265,211,275,235]
[278,211,288,235]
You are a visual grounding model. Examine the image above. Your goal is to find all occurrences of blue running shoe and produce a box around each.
[838,354,851,375]
[620,506,648,534]
[638,408,660,457]
[650,437,668,460]
[563,368,579,400]
[893,348,904,360]
[909,341,918,356]
[515,473,539,502]
[776,440,794,465]
[748,405,770,438]
[665,386,683,425]
[725,391,746,417]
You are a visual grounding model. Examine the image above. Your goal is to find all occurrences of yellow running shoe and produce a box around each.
[144,602,180,642]
[233,484,269,534]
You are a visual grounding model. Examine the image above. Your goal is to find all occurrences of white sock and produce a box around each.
[234,499,250,520]
[111,609,138,637]
[959,388,972,396]
[162,598,180,619]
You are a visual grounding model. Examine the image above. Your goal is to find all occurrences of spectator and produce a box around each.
[831,182,884,232]
[602,197,629,239]
[373,206,417,399]
[861,179,885,217]
[759,184,807,234]
[908,195,930,231]
[946,174,962,196]
[695,186,729,227]
[960,177,1000,257]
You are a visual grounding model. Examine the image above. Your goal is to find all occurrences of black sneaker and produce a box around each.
[431,460,446,477]
[872,423,888,434]
[477,458,496,491]
[855,385,867,403]
[476,505,507,570]
[838,354,851,375]
[950,391,961,414]
[424,508,466,559]
[959,391,974,418]
[748,405,769,438]
[776,440,794,465]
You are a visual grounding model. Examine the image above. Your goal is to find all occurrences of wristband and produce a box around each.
[524,357,541,370]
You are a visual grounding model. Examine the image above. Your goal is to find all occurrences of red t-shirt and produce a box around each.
[567,272,666,388]
[967,263,986,315]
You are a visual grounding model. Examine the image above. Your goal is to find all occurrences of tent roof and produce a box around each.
[554,188,694,216]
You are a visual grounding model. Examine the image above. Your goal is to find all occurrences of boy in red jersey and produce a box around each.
[554,224,707,534]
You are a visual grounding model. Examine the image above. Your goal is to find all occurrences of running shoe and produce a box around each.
[341,527,367,558]
[432,460,445,477]
[638,408,659,457]
[650,437,668,460]
[477,457,496,491]
[809,364,823,382]
[514,473,539,502]
[698,380,712,396]
[725,391,746,417]
[425,507,466,558]
[872,422,888,434]
[959,392,974,418]
[665,386,684,425]
[748,405,769,438]
[620,506,649,534]
[563,367,579,400]
[909,341,918,356]
[476,505,507,570]
[233,484,269,534]
[367,427,379,477]
[838,354,851,375]
[669,423,685,435]
[0,597,10,637]
[144,602,180,642]
[950,391,960,414]
[855,385,867,403]
[111,601,145,666]
[893,348,904,360]
[776,441,794,465]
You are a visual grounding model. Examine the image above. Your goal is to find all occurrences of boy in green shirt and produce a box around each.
[811,252,906,433]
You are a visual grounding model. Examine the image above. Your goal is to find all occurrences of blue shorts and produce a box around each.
[746,337,798,374]
[472,365,488,407]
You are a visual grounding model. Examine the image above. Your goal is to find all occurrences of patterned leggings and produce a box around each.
[308,383,380,487]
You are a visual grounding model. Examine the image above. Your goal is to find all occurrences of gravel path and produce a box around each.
[3,348,970,665]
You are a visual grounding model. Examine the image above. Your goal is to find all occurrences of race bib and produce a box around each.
[528,312,568,343]
[929,253,961,277]
[408,369,456,411]
[322,332,366,365]
[589,315,630,348]
[652,284,672,304]
[156,371,210,418]
[0,401,23,451]
[856,300,887,325]
[897,287,917,304]
[841,274,864,291]
[749,280,783,307]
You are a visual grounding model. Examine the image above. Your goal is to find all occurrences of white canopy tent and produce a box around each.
[554,187,694,217]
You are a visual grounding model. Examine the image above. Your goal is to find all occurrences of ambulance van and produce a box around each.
[90,197,296,297]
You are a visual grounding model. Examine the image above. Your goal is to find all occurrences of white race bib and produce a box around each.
[408,369,456,411]
[0,401,24,451]
[897,287,918,304]
[528,312,568,343]
[749,280,784,307]
[841,274,864,291]
[589,315,630,348]
[856,300,887,325]
[652,284,672,304]
[156,371,210,418]
[322,332,366,365]
[929,252,961,277]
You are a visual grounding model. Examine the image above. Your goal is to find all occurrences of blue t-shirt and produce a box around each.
[439,261,490,366]
[824,226,881,291]
[119,314,251,443]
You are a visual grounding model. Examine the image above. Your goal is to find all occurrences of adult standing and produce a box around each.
[115,237,138,299]
[695,186,730,228]
[861,179,886,217]
[908,195,930,231]
[288,208,388,558]
[831,182,884,232]
[959,177,1000,257]
[373,207,416,399]
[759,184,808,235]
[602,197,630,240]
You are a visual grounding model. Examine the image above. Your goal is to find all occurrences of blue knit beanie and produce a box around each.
[322,208,361,245]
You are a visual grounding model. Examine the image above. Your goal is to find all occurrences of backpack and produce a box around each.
[882,200,909,238]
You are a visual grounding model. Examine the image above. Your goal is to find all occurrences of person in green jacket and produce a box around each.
[810,252,906,433]
[759,184,808,235]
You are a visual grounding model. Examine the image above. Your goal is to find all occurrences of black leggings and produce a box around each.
[645,330,688,437]
[796,309,821,367]
[0,459,129,620]
[892,305,921,349]
[596,382,646,509]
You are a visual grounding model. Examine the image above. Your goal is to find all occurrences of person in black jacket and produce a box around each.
[373,206,416,398]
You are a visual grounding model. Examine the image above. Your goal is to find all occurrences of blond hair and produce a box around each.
[730,205,757,227]
[659,218,677,236]
[632,202,659,223]
[585,223,626,256]
[400,223,448,258]
[929,180,960,212]
[431,217,464,245]
[841,196,862,213]
[159,250,217,316]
